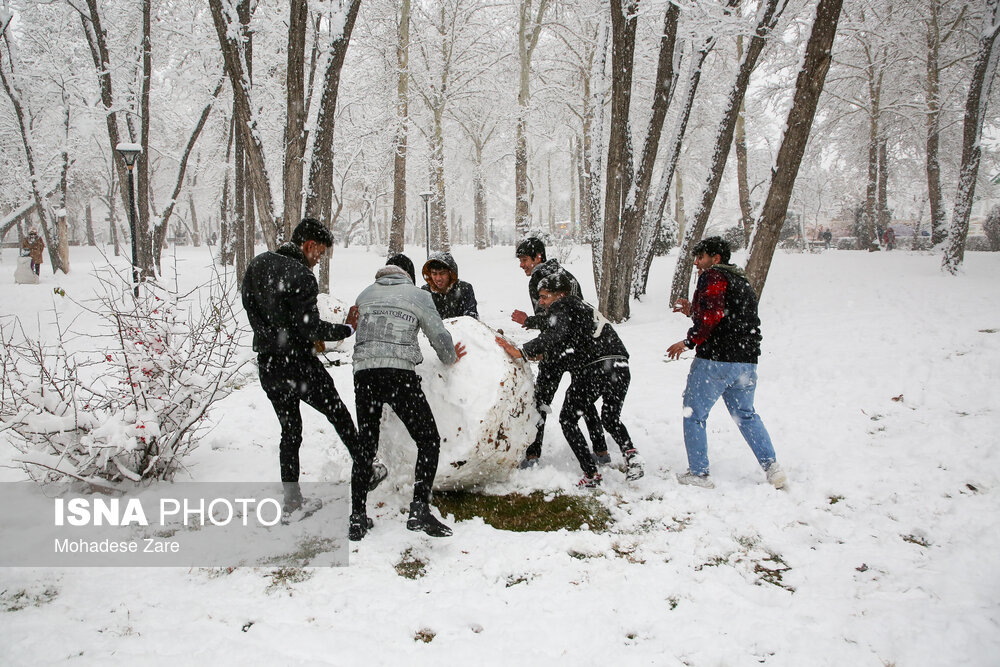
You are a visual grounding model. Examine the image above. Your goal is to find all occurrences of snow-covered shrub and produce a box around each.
[0,268,251,489]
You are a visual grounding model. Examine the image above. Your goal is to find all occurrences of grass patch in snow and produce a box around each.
[1,586,58,612]
[395,548,427,579]
[265,567,313,593]
[432,490,612,533]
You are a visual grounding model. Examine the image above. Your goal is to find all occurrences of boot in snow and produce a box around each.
[406,501,453,537]
[349,513,374,541]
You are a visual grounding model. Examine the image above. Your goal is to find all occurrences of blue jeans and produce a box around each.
[682,357,776,475]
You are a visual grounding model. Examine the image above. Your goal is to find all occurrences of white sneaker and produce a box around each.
[676,471,714,488]
[765,463,787,489]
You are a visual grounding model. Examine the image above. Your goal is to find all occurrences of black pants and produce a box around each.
[353,368,441,516]
[526,360,605,458]
[559,360,634,477]
[258,354,359,483]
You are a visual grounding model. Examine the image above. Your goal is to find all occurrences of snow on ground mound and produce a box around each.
[377,316,538,490]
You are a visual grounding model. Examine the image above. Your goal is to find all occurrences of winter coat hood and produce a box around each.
[422,251,459,292]
[353,273,457,372]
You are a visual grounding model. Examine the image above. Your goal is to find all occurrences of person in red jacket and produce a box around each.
[667,236,786,490]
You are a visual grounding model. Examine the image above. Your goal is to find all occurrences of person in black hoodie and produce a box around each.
[498,272,643,487]
[242,218,384,520]
[667,236,786,490]
[510,237,606,469]
[420,251,479,319]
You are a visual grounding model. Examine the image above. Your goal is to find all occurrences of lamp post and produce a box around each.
[419,191,433,259]
[116,142,142,297]
[489,217,494,247]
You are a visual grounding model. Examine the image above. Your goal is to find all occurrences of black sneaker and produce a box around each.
[406,501,453,537]
[348,513,374,541]
[369,461,388,491]
[624,449,644,481]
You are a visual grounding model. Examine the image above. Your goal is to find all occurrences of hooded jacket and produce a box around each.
[241,242,353,358]
[686,264,761,363]
[353,265,457,373]
[524,259,582,330]
[420,251,479,319]
[521,295,628,372]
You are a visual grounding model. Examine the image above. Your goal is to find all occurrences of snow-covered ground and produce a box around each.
[1,241,998,666]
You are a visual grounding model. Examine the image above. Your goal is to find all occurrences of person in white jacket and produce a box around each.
[350,260,466,541]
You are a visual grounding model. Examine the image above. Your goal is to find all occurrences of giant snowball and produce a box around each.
[376,316,537,491]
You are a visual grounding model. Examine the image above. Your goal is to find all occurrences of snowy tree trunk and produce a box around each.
[283,0,308,241]
[80,0,133,239]
[734,34,754,247]
[746,0,843,297]
[209,0,280,251]
[514,0,550,238]
[305,0,362,239]
[151,79,222,272]
[633,33,716,298]
[942,0,1000,274]
[602,2,680,322]
[925,0,947,246]
[669,0,786,307]
[389,0,411,257]
[598,0,638,320]
[587,12,610,293]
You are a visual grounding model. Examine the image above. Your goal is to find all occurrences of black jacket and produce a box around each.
[525,259,582,330]
[687,264,761,364]
[241,242,352,358]
[420,251,479,319]
[521,295,628,372]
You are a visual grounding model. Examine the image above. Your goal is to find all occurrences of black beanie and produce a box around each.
[386,253,416,284]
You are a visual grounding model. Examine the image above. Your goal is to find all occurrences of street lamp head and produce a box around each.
[116,143,142,169]
[419,191,433,203]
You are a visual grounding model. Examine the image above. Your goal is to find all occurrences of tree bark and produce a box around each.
[208,0,279,251]
[304,0,362,244]
[135,0,153,278]
[598,0,639,319]
[634,35,716,298]
[389,0,411,257]
[925,0,947,246]
[942,0,999,274]
[669,0,786,307]
[602,1,680,321]
[514,0,551,237]
[734,34,754,246]
[283,0,308,240]
[151,78,223,271]
[80,0,132,230]
[746,0,843,296]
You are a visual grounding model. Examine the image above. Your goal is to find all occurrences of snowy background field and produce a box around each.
[1,242,998,666]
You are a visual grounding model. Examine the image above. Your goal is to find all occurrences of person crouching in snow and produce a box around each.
[496,272,643,487]
[420,251,479,319]
[350,259,467,541]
